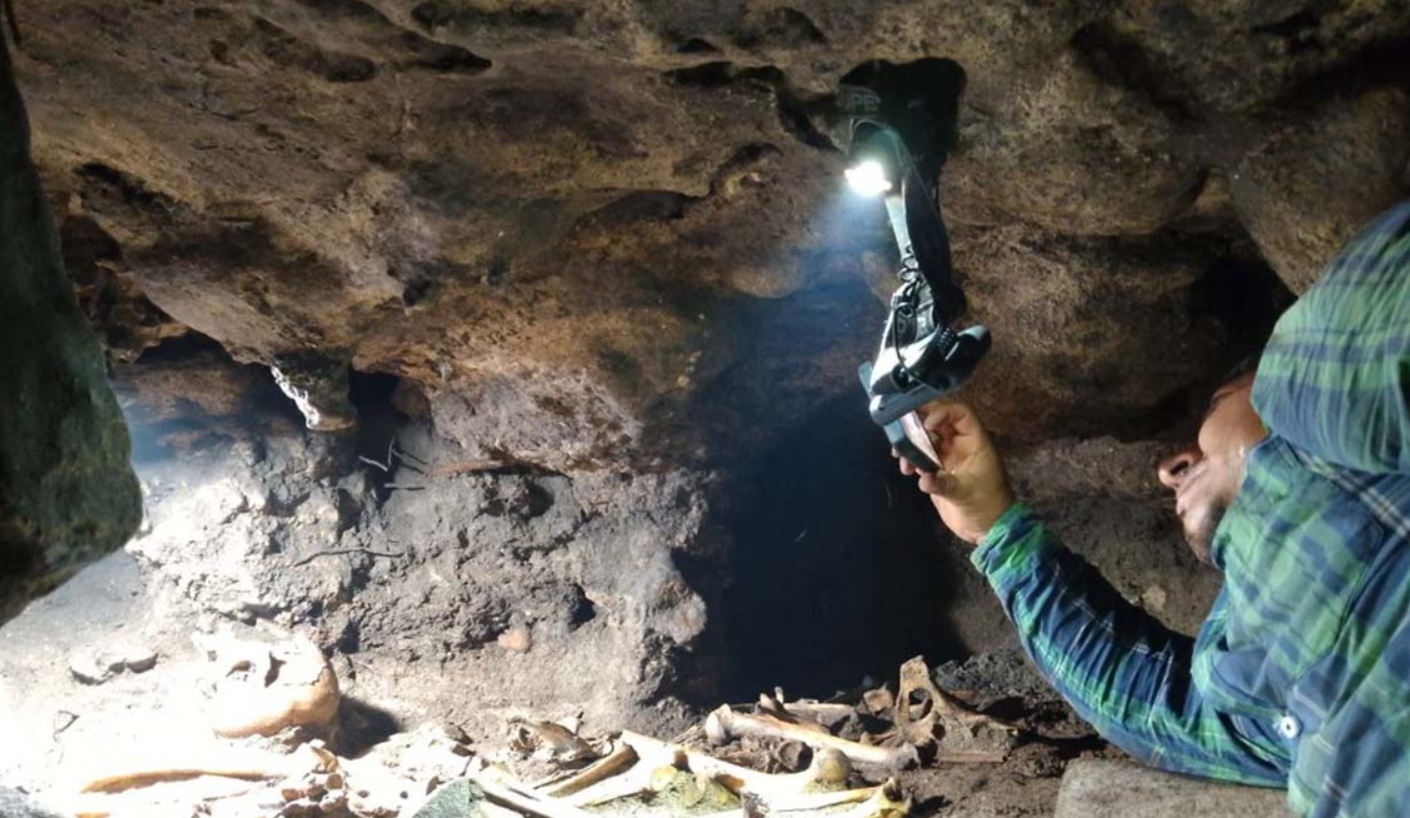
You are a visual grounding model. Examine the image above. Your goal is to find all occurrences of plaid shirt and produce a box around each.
[974,200,1410,817]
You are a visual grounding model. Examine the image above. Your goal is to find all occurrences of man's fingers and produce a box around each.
[916,470,957,497]
[898,457,917,476]
[921,402,979,436]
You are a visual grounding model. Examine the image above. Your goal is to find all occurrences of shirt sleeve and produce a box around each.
[973,503,1290,786]
[1253,200,1410,474]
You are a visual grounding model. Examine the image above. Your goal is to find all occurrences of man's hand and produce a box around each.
[895,402,1016,544]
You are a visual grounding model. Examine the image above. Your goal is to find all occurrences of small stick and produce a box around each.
[392,441,431,467]
[293,548,404,567]
[431,459,507,477]
[358,456,390,473]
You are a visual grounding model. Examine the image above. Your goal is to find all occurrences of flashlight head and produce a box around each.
[845,158,892,197]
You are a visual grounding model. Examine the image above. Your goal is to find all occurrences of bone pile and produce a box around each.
[446,655,1019,818]
[47,650,1015,818]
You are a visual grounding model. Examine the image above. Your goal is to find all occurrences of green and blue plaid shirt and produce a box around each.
[975,200,1410,817]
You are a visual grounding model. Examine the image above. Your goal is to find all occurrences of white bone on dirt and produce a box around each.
[78,741,337,794]
[706,704,920,769]
[536,739,639,798]
[556,749,675,808]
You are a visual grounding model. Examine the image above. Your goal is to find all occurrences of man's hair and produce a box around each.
[1222,350,1262,385]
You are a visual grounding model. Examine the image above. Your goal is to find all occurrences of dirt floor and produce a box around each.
[0,542,1119,817]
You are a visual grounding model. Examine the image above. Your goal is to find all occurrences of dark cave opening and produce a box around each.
[713,391,978,702]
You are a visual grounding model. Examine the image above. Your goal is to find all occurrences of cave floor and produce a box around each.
[0,547,1122,817]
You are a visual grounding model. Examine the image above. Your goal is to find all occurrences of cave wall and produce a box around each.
[0,27,141,624]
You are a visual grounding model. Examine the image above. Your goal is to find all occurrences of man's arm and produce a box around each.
[975,503,1289,785]
[1254,200,1410,474]
[902,404,1289,785]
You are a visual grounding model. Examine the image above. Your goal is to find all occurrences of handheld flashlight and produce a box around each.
[841,65,991,466]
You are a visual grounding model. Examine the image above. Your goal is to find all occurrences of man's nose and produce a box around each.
[1158,447,1201,490]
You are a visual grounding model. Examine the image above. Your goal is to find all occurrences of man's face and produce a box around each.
[1157,372,1267,564]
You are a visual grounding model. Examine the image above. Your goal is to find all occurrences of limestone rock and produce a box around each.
[1055,759,1287,818]
[497,627,532,654]
[0,30,141,623]
[942,54,1203,236]
[1078,1,1410,114]
[954,224,1224,439]
[1230,86,1410,293]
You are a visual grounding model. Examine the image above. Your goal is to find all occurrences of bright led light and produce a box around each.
[845,159,892,197]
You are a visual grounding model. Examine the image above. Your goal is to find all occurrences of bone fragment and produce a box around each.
[781,701,856,727]
[80,767,276,794]
[863,687,895,714]
[706,705,918,769]
[770,784,884,812]
[756,692,849,733]
[509,718,596,762]
[828,778,910,818]
[538,740,639,798]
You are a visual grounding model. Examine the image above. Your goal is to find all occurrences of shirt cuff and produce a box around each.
[970,501,1040,577]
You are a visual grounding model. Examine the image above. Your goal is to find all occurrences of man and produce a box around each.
[899,200,1410,818]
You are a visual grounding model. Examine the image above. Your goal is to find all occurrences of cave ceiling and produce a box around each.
[15,0,1410,465]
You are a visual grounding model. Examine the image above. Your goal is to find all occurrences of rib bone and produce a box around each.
[537,740,638,798]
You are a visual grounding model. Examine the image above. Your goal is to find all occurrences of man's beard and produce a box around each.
[1182,500,1227,566]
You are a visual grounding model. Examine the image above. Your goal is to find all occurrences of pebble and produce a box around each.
[497,627,532,653]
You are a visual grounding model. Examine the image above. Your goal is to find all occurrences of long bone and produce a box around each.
[706,705,919,769]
